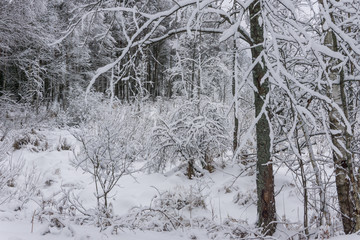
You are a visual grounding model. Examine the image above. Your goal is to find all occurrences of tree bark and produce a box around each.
[328,65,357,234]
[0,70,4,93]
[232,38,239,152]
[249,0,276,235]
[320,0,360,232]
[190,41,196,99]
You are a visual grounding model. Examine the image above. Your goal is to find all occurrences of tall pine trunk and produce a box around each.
[249,0,276,235]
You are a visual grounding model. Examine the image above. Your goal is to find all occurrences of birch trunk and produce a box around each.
[320,0,360,233]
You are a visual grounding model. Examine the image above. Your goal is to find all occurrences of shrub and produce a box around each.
[0,140,24,204]
[56,137,72,151]
[63,88,107,126]
[72,109,142,229]
[13,129,48,152]
[117,186,208,232]
[150,99,230,179]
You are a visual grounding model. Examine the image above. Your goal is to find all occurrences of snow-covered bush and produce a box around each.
[0,140,23,205]
[207,218,251,240]
[60,88,107,126]
[117,186,208,232]
[12,129,48,152]
[0,91,60,131]
[56,137,73,151]
[150,186,207,214]
[0,141,42,218]
[34,191,75,237]
[233,189,256,207]
[0,92,32,142]
[72,109,142,229]
[150,99,230,178]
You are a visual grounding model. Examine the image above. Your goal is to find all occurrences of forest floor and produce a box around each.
[0,128,358,239]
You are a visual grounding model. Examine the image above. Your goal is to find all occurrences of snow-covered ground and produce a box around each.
[0,128,358,239]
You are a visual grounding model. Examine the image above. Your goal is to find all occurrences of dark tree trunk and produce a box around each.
[232,38,239,152]
[154,46,159,98]
[147,55,151,96]
[167,54,173,98]
[187,159,195,179]
[249,0,276,235]
[0,70,4,94]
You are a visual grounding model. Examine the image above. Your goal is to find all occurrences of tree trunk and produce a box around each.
[329,64,360,233]
[0,70,4,93]
[190,41,197,99]
[232,38,239,152]
[249,0,276,235]
[295,125,309,237]
[329,67,357,233]
[302,122,331,227]
[320,0,360,231]
[187,159,195,179]
[153,45,159,98]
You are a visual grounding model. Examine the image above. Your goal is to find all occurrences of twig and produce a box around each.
[31,210,36,233]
